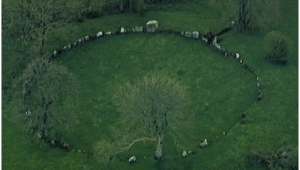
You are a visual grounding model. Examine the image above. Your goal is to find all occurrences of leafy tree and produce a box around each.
[264,31,292,64]
[247,146,298,170]
[2,0,79,58]
[113,72,187,159]
[225,0,281,31]
[13,58,78,143]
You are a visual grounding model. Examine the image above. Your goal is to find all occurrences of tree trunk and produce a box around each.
[119,0,124,12]
[155,135,164,159]
[129,0,133,11]
[238,0,247,30]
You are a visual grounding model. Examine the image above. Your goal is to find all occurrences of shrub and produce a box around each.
[246,146,298,170]
[264,31,292,64]
[268,146,298,170]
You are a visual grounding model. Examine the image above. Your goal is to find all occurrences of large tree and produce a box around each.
[114,72,187,159]
[226,0,281,31]
[13,58,78,143]
[2,0,79,58]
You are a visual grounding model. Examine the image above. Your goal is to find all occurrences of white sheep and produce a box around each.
[105,31,112,35]
[240,60,243,63]
[235,53,240,59]
[67,44,71,49]
[182,151,188,157]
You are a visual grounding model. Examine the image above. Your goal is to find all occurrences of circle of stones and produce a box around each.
[49,21,263,155]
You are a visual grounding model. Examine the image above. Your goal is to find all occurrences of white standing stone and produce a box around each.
[120,27,126,34]
[146,20,158,32]
[200,139,208,148]
[96,31,103,38]
[192,31,199,39]
[129,156,136,162]
[135,27,143,32]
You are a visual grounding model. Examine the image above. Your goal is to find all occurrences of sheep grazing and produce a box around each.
[78,38,82,43]
[128,156,136,162]
[105,31,112,35]
[256,77,259,81]
[73,42,77,47]
[182,151,188,157]
[84,36,89,41]
[231,20,235,25]
[199,139,208,148]
[96,31,103,38]
[235,53,240,59]
[67,44,71,49]
[257,83,260,87]
[240,60,243,64]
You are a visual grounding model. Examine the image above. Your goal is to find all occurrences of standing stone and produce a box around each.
[120,27,126,34]
[185,32,192,38]
[192,31,199,39]
[146,20,158,32]
[128,156,136,162]
[200,139,208,148]
[135,27,143,32]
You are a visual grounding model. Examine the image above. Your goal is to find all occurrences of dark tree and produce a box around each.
[225,0,281,32]
[264,31,292,64]
[13,58,78,143]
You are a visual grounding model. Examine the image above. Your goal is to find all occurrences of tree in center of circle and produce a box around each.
[114,72,187,160]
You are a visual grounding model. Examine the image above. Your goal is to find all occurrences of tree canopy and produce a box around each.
[113,72,187,159]
[13,58,78,143]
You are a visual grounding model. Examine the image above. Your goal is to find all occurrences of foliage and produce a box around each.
[13,58,78,144]
[264,31,292,64]
[268,146,298,170]
[114,71,187,159]
[247,146,298,170]
[225,0,281,32]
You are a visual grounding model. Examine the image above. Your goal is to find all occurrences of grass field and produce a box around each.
[2,0,298,169]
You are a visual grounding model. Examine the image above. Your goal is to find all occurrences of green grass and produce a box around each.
[2,0,297,169]
[54,32,257,169]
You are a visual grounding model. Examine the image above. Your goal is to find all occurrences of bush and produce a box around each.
[264,31,292,64]
[246,146,298,170]
[268,146,298,170]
